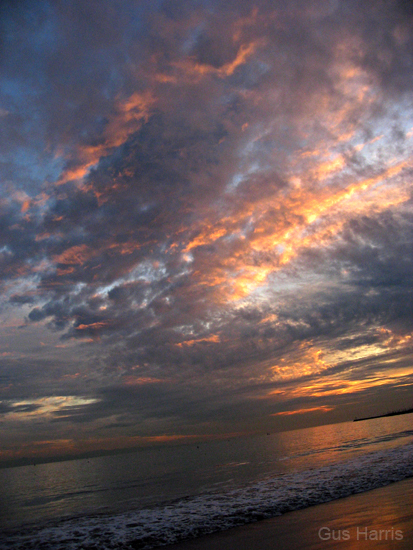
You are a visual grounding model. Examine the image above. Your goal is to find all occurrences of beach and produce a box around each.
[167,477,413,550]
[1,420,413,550]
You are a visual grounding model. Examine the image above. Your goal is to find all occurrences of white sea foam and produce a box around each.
[1,441,413,550]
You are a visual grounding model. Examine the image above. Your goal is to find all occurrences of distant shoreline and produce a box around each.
[353,408,413,422]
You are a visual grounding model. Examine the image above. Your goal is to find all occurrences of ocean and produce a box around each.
[1,414,413,549]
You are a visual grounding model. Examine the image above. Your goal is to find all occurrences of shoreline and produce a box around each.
[2,438,413,549]
[1,477,412,550]
[166,477,413,550]
[354,410,413,422]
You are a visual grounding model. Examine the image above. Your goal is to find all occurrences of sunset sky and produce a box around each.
[1,0,413,466]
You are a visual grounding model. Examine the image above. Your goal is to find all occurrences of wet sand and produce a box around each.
[167,477,413,550]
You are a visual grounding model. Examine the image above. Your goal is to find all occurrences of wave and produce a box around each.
[1,441,413,550]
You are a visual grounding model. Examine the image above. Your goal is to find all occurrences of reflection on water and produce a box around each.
[1,413,412,530]
[276,414,413,465]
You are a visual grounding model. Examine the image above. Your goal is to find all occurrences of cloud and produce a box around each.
[1,0,413,461]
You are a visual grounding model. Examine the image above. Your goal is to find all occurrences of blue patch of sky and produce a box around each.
[24,1,59,55]
[1,1,59,78]
[3,146,63,194]
[0,78,36,107]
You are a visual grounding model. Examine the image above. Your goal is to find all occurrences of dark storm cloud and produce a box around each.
[0,401,14,414]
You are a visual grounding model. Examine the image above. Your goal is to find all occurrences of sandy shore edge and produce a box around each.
[165,477,413,550]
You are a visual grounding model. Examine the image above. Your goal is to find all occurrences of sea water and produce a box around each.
[1,414,413,549]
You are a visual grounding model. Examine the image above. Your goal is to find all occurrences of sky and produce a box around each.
[1,0,413,466]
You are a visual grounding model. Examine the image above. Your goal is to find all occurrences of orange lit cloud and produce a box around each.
[272,363,413,402]
[172,41,261,80]
[183,155,411,303]
[271,405,334,416]
[56,91,155,186]
[54,244,93,265]
[270,345,330,382]
[75,322,109,331]
[122,376,165,386]
[176,334,220,347]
